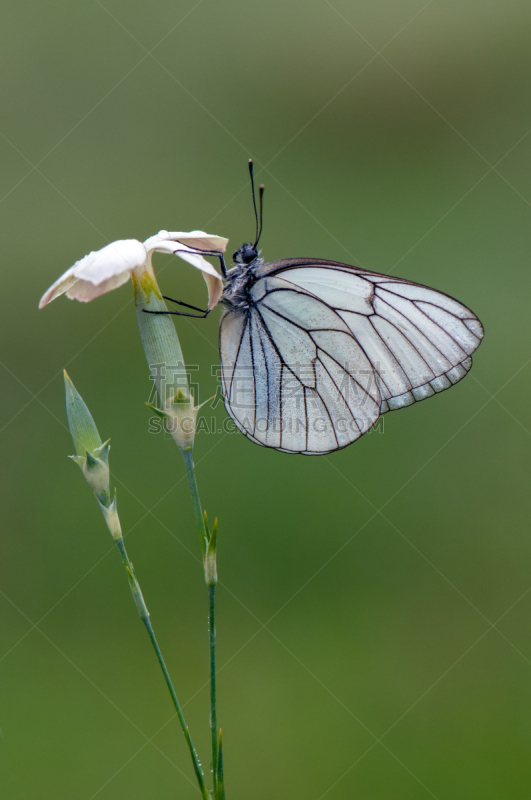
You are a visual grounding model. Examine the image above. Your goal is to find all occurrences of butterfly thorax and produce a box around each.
[221,245,264,310]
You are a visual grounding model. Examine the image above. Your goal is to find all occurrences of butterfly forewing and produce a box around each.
[266,259,483,413]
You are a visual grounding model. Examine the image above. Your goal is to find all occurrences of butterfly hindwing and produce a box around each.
[220,271,381,454]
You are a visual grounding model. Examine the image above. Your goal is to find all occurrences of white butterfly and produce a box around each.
[158,164,483,455]
[218,252,483,455]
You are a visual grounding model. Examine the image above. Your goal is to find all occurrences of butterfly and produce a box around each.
[165,161,484,455]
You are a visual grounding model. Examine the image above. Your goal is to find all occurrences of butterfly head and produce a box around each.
[233,242,259,266]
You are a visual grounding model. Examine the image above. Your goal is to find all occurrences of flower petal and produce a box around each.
[152,240,219,273]
[144,230,228,254]
[39,239,147,308]
[202,272,224,310]
[144,231,227,311]
[39,267,78,308]
[165,230,229,253]
[72,240,147,284]
[150,239,224,310]
[65,271,132,302]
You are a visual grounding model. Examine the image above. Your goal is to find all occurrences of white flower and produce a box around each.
[39,230,228,310]
[143,230,228,310]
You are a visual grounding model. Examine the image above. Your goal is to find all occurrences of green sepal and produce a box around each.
[68,446,111,507]
[145,402,170,420]
[93,439,110,463]
[172,388,190,406]
[64,371,103,457]
[196,395,216,412]
[133,277,189,409]
[85,450,99,469]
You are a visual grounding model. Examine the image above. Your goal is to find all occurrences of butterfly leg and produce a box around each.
[144,296,211,318]
[155,296,210,317]
[163,297,208,313]
[144,295,210,318]
[143,247,227,318]
[173,248,227,278]
[143,309,211,318]
[143,290,212,318]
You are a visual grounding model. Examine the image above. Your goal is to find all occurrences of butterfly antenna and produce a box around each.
[248,159,259,245]
[254,184,264,248]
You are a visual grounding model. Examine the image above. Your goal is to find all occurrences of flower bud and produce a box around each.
[64,372,111,507]
[64,370,103,456]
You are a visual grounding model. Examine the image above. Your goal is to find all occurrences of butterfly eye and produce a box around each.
[234,244,258,264]
[242,246,258,263]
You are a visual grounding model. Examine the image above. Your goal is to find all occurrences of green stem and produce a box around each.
[209,583,218,795]
[114,536,209,800]
[181,448,208,553]
[181,448,219,797]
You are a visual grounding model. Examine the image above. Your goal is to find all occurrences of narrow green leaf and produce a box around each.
[204,517,218,586]
[216,729,225,800]
[210,519,218,551]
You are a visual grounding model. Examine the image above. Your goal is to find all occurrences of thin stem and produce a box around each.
[181,448,219,797]
[181,448,208,553]
[141,618,209,798]
[114,536,209,800]
[209,583,218,794]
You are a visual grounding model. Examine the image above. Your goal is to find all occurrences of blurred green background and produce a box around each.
[2,0,531,797]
